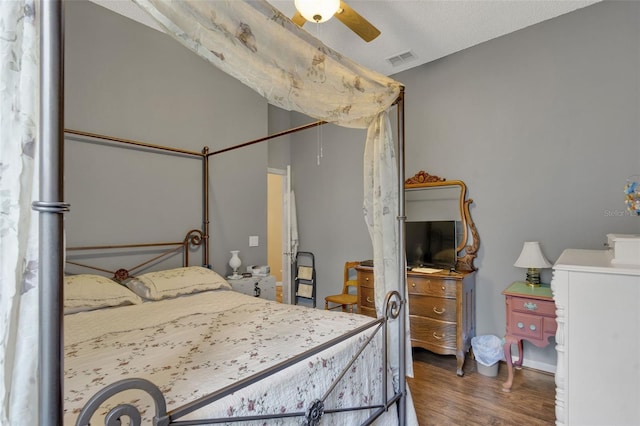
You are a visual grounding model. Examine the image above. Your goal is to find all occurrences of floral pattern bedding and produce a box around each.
[64,290,396,425]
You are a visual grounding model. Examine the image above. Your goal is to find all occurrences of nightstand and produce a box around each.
[502,281,556,392]
[227,275,276,301]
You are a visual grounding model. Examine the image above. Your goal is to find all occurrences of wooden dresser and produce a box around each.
[357,265,476,376]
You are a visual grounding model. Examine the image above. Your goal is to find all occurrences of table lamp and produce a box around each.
[514,241,552,287]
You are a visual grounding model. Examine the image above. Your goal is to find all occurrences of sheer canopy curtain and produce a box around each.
[0,1,40,425]
[131,0,414,412]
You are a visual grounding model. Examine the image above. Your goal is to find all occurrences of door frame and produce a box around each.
[267,166,293,304]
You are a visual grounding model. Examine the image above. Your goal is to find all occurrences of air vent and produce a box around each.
[385,50,416,67]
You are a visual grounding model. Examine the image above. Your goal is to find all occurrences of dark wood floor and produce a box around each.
[407,348,556,425]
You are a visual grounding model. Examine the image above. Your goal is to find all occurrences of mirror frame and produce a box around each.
[405,171,479,272]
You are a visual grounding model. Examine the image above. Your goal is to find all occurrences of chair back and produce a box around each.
[343,261,360,294]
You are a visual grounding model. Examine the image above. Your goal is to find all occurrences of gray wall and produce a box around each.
[290,1,640,371]
[64,1,639,371]
[288,111,373,303]
[64,1,269,275]
[267,105,292,170]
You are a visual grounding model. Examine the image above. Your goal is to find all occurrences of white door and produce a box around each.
[284,165,295,304]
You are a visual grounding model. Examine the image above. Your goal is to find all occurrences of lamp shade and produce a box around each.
[295,0,340,23]
[514,242,552,268]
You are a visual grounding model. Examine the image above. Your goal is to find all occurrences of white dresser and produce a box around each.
[552,249,640,426]
[227,275,276,301]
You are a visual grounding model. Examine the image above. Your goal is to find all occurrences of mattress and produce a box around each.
[64,289,396,425]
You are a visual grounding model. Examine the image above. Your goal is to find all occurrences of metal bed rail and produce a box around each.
[74,291,404,426]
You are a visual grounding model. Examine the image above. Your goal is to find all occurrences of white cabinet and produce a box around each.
[227,275,276,301]
[552,249,640,426]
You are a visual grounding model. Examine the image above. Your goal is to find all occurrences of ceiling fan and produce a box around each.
[292,0,381,42]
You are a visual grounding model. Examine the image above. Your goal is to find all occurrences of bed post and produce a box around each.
[203,146,210,268]
[396,89,407,424]
[35,0,67,424]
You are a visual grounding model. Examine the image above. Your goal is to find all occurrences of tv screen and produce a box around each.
[406,220,457,269]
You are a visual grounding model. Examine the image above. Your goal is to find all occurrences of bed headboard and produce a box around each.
[65,228,207,282]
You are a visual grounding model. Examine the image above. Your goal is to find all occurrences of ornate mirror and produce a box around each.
[405,171,479,272]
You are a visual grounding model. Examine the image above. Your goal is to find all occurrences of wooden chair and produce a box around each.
[324,261,360,313]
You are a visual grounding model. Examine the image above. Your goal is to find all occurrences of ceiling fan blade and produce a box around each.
[292,11,306,27]
[335,0,381,42]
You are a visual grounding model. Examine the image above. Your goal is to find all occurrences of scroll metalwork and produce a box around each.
[384,290,402,321]
[75,378,169,426]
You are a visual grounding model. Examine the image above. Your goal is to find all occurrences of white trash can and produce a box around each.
[476,360,499,377]
[471,335,504,377]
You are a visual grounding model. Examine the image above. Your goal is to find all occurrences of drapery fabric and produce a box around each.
[132,0,402,129]
[131,0,412,391]
[363,112,414,380]
[0,1,40,425]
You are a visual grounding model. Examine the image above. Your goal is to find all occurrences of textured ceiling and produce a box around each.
[89,0,600,76]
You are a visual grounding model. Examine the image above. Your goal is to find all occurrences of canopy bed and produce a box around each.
[62,228,398,425]
[2,0,415,424]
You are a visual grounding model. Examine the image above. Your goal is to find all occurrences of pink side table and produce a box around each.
[502,282,556,392]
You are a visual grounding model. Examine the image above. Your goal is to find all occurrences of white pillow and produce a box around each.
[64,274,143,314]
[125,266,232,300]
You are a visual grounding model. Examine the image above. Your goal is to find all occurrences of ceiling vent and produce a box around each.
[385,50,416,67]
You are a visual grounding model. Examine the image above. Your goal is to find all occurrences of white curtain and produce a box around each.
[132,0,402,129]
[0,1,40,425]
[131,0,412,402]
[363,112,414,379]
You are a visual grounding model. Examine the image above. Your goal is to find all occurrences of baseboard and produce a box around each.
[511,356,556,374]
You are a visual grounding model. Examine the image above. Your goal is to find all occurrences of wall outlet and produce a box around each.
[249,236,259,247]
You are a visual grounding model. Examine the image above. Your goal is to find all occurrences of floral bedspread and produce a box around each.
[64,290,396,425]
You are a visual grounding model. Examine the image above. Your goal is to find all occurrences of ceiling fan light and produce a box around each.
[295,0,340,23]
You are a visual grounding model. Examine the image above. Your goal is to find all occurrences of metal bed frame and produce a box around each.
[36,1,408,424]
[74,298,401,426]
[64,232,402,424]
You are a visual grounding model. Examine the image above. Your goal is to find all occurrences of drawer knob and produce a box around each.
[433,307,446,315]
[441,286,445,291]
[365,277,370,281]
[524,302,538,311]
[432,332,445,340]
[529,324,537,331]
[366,297,374,303]
[517,322,524,329]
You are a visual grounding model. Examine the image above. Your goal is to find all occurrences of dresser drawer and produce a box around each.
[509,296,555,317]
[544,316,557,334]
[359,285,375,309]
[409,294,456,322]
[358,270,374,289]
[409,316,457,350]
[408,275,457,298]
[509,311,544,340]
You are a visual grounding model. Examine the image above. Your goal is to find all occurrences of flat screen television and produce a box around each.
[406,220,458,269]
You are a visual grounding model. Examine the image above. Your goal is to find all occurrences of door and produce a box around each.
[267,166,294,304]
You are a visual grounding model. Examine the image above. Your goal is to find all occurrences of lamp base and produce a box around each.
[525,268,541,287]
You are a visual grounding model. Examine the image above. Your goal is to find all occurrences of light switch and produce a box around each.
[249,236,259,247]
